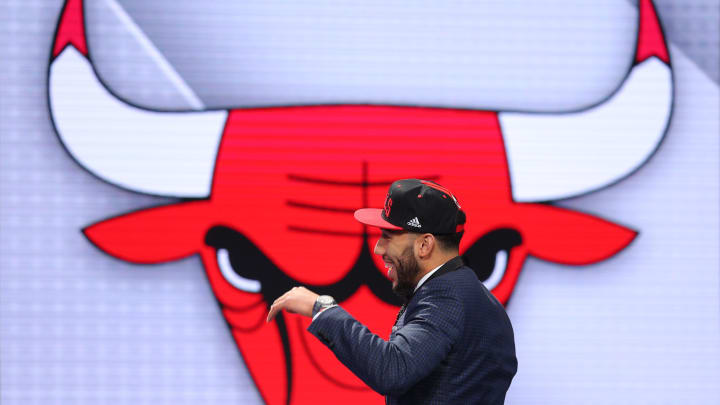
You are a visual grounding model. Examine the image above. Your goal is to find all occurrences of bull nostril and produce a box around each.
[216,248,262,293]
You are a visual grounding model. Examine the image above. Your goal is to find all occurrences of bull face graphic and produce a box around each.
[48,0,673,403]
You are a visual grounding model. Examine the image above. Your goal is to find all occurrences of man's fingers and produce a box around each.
[266,298,285,322]
[267,302,280,322]
[266,289,294,322]
[266,287,307,322]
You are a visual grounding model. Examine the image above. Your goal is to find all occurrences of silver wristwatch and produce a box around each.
[312,295,337,318]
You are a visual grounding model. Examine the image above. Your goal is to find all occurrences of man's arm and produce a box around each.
[307,289,464,396]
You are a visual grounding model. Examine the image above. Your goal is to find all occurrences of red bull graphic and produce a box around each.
[48,0,674,404]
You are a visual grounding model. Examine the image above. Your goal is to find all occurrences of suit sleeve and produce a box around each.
[307,287,464,396]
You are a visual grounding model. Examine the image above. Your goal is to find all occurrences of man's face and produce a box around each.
[375,229,421,301]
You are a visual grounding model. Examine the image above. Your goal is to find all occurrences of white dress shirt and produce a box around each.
[414,263,444,292]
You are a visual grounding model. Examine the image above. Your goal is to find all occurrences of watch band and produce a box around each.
[312,295,337,318]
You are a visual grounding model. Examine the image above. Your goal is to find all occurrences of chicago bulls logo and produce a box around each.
[48,0,673,403]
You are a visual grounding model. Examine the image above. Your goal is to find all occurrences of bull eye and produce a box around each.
[462,228,522,291]
[216,248,261,293]
[205,226,263,293]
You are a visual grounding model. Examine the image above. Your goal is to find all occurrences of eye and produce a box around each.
[216,248,261,293]
[482,250,508,291]
[462,228,522,291]
[206,226,263,293]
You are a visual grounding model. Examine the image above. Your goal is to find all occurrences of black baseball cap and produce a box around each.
[354,179,464,234]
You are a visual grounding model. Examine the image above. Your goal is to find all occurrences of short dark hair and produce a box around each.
[433,209,466,251]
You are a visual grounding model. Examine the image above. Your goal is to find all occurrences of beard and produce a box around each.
[391,244,422,302]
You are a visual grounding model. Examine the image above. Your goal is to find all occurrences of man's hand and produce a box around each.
[266,286,319,322]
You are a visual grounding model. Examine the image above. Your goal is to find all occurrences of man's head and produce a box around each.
[354,179,466,299]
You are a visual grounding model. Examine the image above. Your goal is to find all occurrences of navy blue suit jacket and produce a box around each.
[308,256,517,404]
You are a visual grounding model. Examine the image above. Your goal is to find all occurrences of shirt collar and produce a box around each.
[414,263,444,292]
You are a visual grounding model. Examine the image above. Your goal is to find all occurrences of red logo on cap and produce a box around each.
[384,196,392,218]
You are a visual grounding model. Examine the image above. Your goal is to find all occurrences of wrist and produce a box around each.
[312,295,337,318]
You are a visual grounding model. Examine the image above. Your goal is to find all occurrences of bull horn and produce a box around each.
[49,46,228,198]
[500,0,673,202]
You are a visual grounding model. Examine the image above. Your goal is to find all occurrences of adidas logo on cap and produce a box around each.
[406,217,422,228]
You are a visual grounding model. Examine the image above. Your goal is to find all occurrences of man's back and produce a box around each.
[392,265,517,404]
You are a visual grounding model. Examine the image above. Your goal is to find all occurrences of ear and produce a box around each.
[415,233,436,259]
[516,204,637,265]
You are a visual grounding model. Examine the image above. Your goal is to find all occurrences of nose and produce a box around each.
[374,238,386,256]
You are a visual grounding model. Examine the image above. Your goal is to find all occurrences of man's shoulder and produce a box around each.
[414,266,479,301]
[424,265,479,288]
[418,265,504,311]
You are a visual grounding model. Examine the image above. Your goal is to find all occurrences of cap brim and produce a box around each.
[354,208,403,230]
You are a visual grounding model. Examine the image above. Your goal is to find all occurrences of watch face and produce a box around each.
[318,295,334,306]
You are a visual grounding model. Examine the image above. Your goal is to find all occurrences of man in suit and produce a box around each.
[267,179,517,404]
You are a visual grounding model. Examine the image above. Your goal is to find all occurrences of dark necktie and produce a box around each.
[393,303,407,330]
